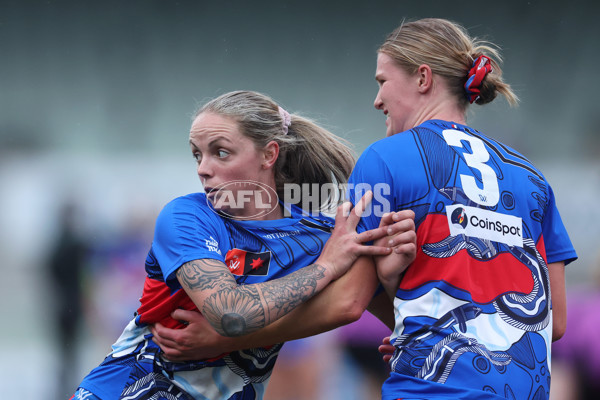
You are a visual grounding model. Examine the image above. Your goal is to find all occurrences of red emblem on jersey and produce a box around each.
[226,248,271,276]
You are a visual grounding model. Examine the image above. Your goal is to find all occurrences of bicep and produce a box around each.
[176,258,236,294]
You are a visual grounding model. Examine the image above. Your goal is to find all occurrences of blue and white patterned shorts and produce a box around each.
[71,388,101,400]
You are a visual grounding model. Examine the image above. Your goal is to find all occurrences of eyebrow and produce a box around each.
[189,135,233,148]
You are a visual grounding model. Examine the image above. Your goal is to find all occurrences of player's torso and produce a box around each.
[98,210,334,399]
[382,121,553,398]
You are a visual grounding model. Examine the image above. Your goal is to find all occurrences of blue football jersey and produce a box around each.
[78,192,333,400]
[348,120,577,399]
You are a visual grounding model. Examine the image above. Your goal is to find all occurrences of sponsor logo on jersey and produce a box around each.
[225,248,271,276]
[446,204,523,247]
[450,207,468,228]
[205,236,222,255]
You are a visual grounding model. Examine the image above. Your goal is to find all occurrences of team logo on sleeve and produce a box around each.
[205,236,222,255]
[225,248,271,276]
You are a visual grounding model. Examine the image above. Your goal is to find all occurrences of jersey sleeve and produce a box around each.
[542,184,577,265]
[152,195,227,288]
[348,146,395,233]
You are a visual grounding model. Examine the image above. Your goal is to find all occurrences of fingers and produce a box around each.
[378,343,395,364]
[378,335,395,364]
[151,322,181,345]
[150,324,183,360]
[384,210,415,235]
[357,217,415,245]
[336,200,353,220]
[378,343,395,354]
[386,230,417,249]
[360,210,414,241]
[355,244,392,256]
[346,190,373,228]
[378,212,395,228]
[171,308,201,323]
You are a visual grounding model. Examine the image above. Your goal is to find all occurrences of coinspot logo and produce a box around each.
[446,204,523,247]
[206,180,279,220]
[450,207,468,229]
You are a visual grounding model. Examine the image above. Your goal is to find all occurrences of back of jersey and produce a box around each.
[348,119,576,399]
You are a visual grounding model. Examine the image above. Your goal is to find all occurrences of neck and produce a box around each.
[412,94,466,128]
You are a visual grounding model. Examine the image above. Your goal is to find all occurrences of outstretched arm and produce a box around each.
[155,255,380,360]
[177,192,393,338]
[177,258,331,337]
[152,209,416,361]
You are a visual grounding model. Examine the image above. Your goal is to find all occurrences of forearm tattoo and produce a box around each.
[177,260,327,337]
[202,286,265,336]
[261,264,326,320]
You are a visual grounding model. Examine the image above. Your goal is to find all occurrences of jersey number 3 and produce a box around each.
[442,129,499,207]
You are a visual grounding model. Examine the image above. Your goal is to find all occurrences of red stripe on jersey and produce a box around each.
[400,214,535,304]
[137,277,230,362]
[136,277,197,329]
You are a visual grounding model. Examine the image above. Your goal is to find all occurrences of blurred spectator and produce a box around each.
[86,208,154,343]
[46,202,89,400]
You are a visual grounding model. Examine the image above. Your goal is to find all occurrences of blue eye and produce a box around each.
[217,149,230,158]
[192,153,201,162]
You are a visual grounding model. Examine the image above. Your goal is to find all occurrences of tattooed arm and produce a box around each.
[152,208,417,360]
[176,259,329,336]
[177,193,395,337]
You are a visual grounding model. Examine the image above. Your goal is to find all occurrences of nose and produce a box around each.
[196,157,213,182]
[374,91,383,110]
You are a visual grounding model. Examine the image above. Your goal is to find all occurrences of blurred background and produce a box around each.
[1,0,599,399]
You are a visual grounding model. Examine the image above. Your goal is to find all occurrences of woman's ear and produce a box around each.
[416,64,434,93]
[262,140,280,169]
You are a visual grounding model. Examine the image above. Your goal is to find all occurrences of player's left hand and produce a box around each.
[150,309,233,362]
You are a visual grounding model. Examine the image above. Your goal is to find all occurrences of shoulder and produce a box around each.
[161,192,217,217]
[157,192,225,229]
[352,129,419,182]
[359,129,420,164]
[466,126,547,182]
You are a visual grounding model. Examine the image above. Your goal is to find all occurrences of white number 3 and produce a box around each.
[442,129,499,206]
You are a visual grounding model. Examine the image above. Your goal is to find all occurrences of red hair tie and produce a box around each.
[464,55,492,104]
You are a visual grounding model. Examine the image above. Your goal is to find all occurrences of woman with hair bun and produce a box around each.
[347,18,577,399]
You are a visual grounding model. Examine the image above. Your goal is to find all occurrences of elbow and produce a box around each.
[552,319,567,342]
[334,298,366,326]
[215,313,256,337]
